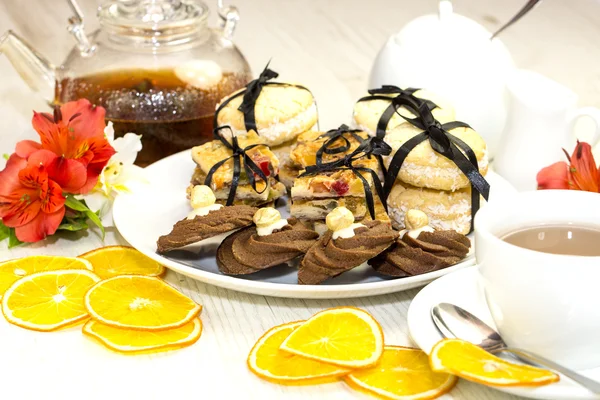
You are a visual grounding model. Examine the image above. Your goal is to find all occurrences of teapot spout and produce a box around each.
[0,30,56,105]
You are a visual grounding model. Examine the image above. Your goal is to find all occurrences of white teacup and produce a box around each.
[475,190,600,370]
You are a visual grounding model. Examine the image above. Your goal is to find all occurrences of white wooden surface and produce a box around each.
[2,0,600,398]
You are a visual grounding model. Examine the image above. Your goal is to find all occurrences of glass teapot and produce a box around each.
[0,0,252,165]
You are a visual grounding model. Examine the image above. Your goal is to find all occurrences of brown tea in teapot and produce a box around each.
[55,68,249,166]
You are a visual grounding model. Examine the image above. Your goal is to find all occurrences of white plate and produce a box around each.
[407,266,600,400]
[113,150,515,299]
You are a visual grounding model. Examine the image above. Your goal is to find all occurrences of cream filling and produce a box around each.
[332,223,366,240]
[186,204,223,220]
[220,102,318,146]
[386,160,487,191]
[399,225,434,239]
[256,218,288,236]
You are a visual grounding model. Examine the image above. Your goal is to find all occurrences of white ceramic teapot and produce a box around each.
[369,1,515,158]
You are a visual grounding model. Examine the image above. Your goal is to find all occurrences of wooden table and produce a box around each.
[1,0,599,398]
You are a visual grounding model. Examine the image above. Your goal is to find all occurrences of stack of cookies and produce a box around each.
[286,126,390,233]
[352,90,488,235]
[384,123,488,235]
[189,66,319,207]
[189,131,286,206]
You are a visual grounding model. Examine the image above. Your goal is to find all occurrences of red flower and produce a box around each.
[0,154,66,242]
[16,99,115,194]
[537,162,570,190]
[537,141,599,192]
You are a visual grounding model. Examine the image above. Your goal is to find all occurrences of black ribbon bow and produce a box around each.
[238,66,279,131]
[315,124,392,176]
[316,124,364,160]
[213,62,315,133]
[381,95,490,233]
[204,126,271,206]
[299,138,391,221]
[357,85,438,138]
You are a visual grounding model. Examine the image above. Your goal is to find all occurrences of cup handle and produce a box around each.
[567,106,600,148]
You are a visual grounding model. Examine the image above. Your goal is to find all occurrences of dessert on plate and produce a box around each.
[157,185,257,253]
[189,131,286,206]
[214,66,318,164]
[288,125,391,228]
[369,210,471,277]
[298,207,397,285]
[280,126,369,189]
[217,207,319,275]
[351,88,490,233]
[382,120,488,233]
[290,156,384,223]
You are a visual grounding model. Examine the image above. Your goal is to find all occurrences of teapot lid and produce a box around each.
[98,0,208,31]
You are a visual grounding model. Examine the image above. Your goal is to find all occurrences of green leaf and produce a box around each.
[85,209,105,239]
[64,195,105,239]
[58,219,89,232]
[0,221,24,248]
[64,195,90,212]
[8,228,23,248]
[2,153,9,160]
[0,221,10,242]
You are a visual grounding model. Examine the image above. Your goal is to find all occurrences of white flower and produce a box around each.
[82,122,146,216]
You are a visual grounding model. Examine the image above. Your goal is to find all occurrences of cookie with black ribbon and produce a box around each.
[213,63,318,164]
[383,99,489,193]
[280,124,381,189]
[353,85,455,138]
[289,136,391,226]
[378,95,490,233]
[189,127,286,207]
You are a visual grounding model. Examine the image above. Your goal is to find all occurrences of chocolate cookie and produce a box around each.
[217,218,318,275]
[156,205,257,254]
[369,230,471,277]
[298,220,397,285]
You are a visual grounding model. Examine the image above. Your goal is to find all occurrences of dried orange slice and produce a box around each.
[84,275,201,331]
[345,346,457,399]
[79,246,164,279]
[280,307,384,369]
[0,255,92,299]
[2,269,100,331]
[83,318,202,354]
[248,321,350,385]
[429,339,559,387]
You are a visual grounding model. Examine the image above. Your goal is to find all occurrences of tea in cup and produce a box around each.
[475,190,600,370]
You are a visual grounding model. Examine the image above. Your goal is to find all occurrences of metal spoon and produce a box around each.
[431,303,600,394]
[490,0,543,39]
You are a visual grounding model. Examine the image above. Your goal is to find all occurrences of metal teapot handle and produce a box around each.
[217,0,239,41]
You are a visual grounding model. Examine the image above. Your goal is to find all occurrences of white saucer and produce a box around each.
[113,150,513,299]
[407,266,600,400]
